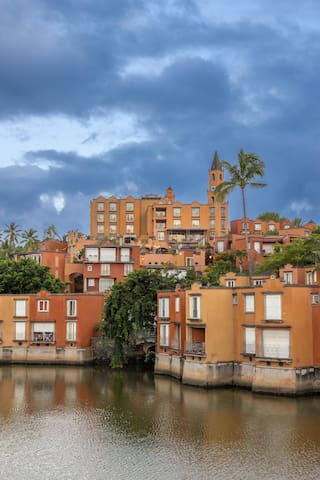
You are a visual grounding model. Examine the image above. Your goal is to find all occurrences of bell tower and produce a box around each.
[207,151,228,238]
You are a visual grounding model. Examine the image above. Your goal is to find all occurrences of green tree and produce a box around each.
[201,257,233,286]
[215,149,266,282]
[0,257,66,294]
[292,217,304,228]
[100,269,177,368]
[43,224,61,240]
[257,212,282,222]
[4,222,22,254]
[21,228,40,251]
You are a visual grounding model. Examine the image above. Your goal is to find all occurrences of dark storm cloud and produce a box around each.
[0,0,320,234]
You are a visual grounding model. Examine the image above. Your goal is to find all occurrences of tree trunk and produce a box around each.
[241,187,252,285]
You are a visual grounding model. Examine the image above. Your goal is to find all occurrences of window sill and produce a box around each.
[262,319,284,323]
[256,357,292,364]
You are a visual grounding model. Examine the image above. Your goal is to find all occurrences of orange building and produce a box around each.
[89,152,228,248]
[155,269,320,395]
[0,291,105,364]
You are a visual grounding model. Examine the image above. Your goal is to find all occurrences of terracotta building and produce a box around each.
[89,152,228,248]
[155,269,320,395]
[0,290,105,364]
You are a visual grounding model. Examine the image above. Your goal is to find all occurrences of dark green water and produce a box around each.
[0,365,320,480]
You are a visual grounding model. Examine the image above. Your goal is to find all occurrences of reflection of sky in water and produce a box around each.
[0,366,319,480]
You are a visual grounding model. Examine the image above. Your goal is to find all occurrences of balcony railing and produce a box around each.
[185,341,205,356]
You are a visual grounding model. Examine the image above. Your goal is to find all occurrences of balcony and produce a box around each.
[185,341,205,356]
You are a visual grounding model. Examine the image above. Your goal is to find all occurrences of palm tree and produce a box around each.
[4,222,22,254]
[292,217,304,228]
[215,149,266,282]
[43,224,61,240]
[21,228,40,251]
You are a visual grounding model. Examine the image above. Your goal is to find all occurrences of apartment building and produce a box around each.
[155,269,320,395]
[89,152,229,248]
[0,291,105,364]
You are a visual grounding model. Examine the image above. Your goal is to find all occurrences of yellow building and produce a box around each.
[89,152,228,247]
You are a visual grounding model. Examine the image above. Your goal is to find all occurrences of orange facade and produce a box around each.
[156,269,320,394]
[0,291,105,364]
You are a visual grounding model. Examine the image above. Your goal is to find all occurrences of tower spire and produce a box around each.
[211,151,221,170]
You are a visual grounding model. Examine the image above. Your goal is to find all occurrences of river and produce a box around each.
[0,365,319,480]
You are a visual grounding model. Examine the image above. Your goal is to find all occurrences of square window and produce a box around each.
[87,265,93,272]
[192,207,200,217]
[126,214,134,222]
[109,202,117,211]
[88,279,95,287]
[97,202,105,211]
[38,300,49,312]
[97,224,104,234]
[192,219,200,227]
[126,224,134,234]
[126,202,134,211]
[109,214,117,222]
[173,207,181,217]
[97,213,104,222]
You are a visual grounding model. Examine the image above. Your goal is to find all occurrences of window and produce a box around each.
[0,321,2,340]
[101,264,110,275]
[232,294,238,305]
[244,327,255,354]
[15,299,27,317]
[126,225,134,234]
[306,271,313,285]
[186,257,193,267]
[254,223,262,231]
[261,329,290,359]
[210,207,215,217]
[86,247,99,262]
[32,322,55,343]
[158,232,165,241]
[15,322,26,341]
[254,242,261,253]
[88,279,95,287]
[159,297,169,318]
[284,271,293,285]
[87,265,93,272]
[217,240,224,253]
[227,280,235,288]
[243,221,248,230]
[109,214,117,222]
[221,207,226,217]
[192,207,200,217]
[66,322,77,342]
[100,248,116,262]
[38,300,49,312]
[175,296,180,313]
[109,202,117,211]
[124,263,133,276]
[120,248,130,262]
[126,202,134,211]
[245,294,255,313]
[174,324,180,349]
[189,296,200,320]
[253,279,263,286]
[109,225,117,234]
[99,278,114,291]
[268,224,275,232]
[67,300,77,317]
[160,324,169,347]
[97,202,104,211]
[156,222,166,229]
[210,219,215,228]
[173,207,181,217]
[221,220,226,229]
[97,224,104,234]
[126,214,134,222]
[311,294,319,304]
[173,219,181,227]
[192,219,200,227]
[265,294,282,320]
[97,213,104,222]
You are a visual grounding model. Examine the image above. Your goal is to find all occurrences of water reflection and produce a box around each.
[0,366,320,480]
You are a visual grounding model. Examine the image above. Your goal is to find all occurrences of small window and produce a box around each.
[217,240,224,253]
[189,296,200,320]
[66,322,77,342]
[67,300,77,317]
[159,297,169,318]
[232,294,238,305]
[109,225,117,234]
[221,207,225,217]
[160,324,169,347]
[245,294,255,313]
[126,202,134,211]
[253,279,263,286]
[87,265,93,272]
[158,231,165,241]
[124,263,133,276]
[15,322,26,341]
[101,264,110,275]
[311,294,319,304]
[97,224,104,234]
[173,219,181,227]
[210,207,215,217]
[226,280,235,288]
[97,213,104,222]
[88,279,95,287]
[109,214,117,223]
[109,202,117,211]
[38,300,49,312]
[306,271,313,285]
[192,219,200,227]
[254,223,262,231]
[192,207,200,217]
[186,257,193,267]
[97,202,105,211]
[126,214,134,222]
[175,296,180,313]
[99,278,114,291]
[268,224,275,232]
[284,271,293,285]
[126,225,134,234]
[173,207,181,217]
[15,299,27,317]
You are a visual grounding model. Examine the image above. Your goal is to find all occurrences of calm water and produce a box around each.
[0,365,320,480]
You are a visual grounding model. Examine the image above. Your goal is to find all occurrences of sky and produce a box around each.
[1,0,320,238]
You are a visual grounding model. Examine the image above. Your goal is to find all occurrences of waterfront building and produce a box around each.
[155,267,320,395]
[0,291,105,364]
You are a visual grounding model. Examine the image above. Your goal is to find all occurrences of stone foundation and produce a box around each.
[0,346,94,365]
[155,354,320,395]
